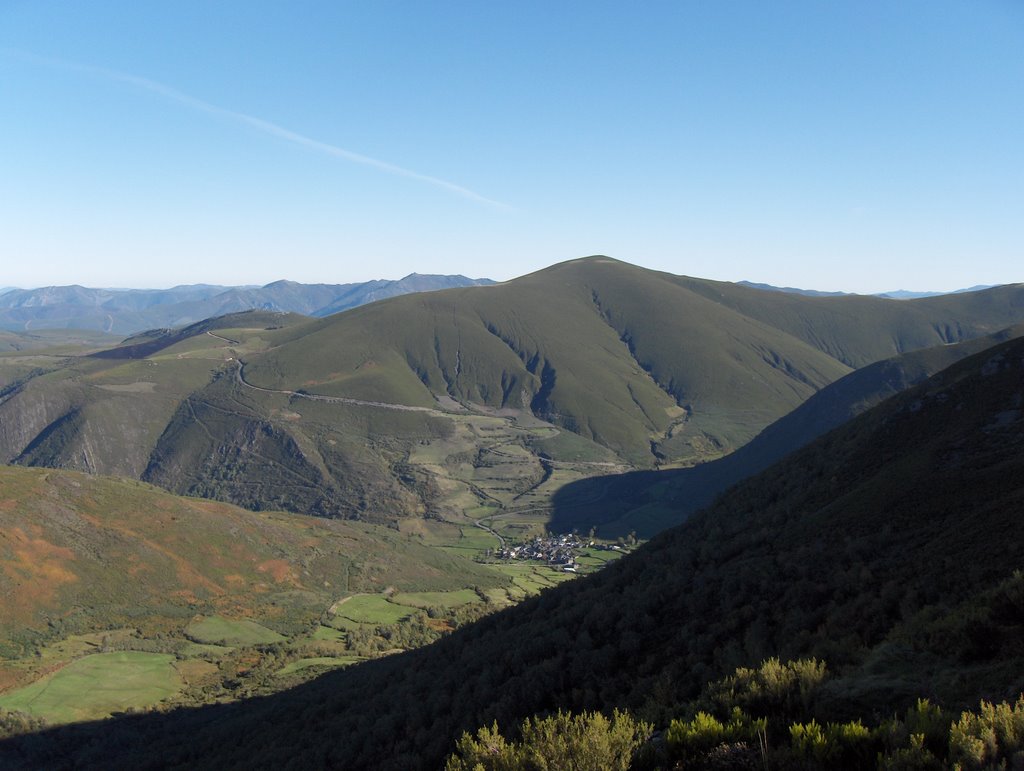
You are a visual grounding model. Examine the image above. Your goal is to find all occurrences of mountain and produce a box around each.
[878,285,997,300]
[2,258,1024,528]
[739,280,999,300]
[549,321,1024,536]
[0,275,494,335]
[737,280,849,297]
[4,317,1022,770]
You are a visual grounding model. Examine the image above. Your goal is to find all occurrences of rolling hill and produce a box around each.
[0,274,493,335]
[2,258,1023,531]
[2,327,1022,769]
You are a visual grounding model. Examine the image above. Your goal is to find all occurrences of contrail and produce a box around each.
[3,49,514,210]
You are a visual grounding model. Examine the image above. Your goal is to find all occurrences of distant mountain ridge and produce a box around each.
[739,280,1002,299]
[0,274,494,334]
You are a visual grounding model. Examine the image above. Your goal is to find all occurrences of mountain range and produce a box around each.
[0,274,493,335]
[2,257,1023,535]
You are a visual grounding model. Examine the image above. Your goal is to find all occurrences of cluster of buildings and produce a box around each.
[496,533,584,571]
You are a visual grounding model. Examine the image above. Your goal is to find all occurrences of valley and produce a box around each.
[1,260,1023,768]
[3,313,1022,769]
[0,461,626,726]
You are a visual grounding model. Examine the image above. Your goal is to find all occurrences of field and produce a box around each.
[185,617,286,646]
[389,589,480,610]
[0,652,179,723]
[330,595,415,625]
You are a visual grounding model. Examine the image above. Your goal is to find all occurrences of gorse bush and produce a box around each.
[444,709,651,771]
[787,718,875,768]
[700,657,828,721]
[665,707,766,765]
[949,696,1024,770]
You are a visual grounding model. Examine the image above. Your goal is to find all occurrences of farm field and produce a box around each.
[185,617,287,647]
[0,652,180,723]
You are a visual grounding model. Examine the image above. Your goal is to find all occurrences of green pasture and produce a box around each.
[0,652,180,723]
[389,589,479,609]
[176,642,234,658]
[185,616,286,646]
[311,625,347,641]
[491,564,575,598]
[333,595,414,625]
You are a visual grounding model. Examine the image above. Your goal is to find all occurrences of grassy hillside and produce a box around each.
[5,329,1022,769]
[244,257,857,466]
[244,257,1024,467]
[2,258,1023,531]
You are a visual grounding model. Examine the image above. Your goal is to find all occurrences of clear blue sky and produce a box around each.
[1,1,1021,292]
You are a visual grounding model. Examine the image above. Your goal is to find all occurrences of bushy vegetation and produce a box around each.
[948,697,1024,770]
[445,662,1023,771]
[445,709,651,771]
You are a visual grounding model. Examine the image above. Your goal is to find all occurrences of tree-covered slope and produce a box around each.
[5,329,1022,770]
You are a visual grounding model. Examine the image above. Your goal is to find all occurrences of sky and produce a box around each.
[1,1,1022,293]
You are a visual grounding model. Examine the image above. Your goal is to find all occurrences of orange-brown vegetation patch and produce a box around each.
[1,526,78,611]
[173,659,219,685]
[235,652,262,676]
[0,665,26,694]
[256,559,298,585]
[224,574,247,588]
[425,618,455,633]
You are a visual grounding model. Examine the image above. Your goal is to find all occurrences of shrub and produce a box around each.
[949,696,1024,770]
[701,657,828,721]
[445,709,651,771]
[665,707,766,766]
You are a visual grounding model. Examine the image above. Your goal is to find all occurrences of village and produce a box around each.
[493,533,628,573]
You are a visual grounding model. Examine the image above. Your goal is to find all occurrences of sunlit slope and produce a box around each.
[0,465,499,657]
[3,259,1023,524]
[244,257,856,464]
[673,272,1024,367]
[9,318,1024,770]
[0,312,307,479]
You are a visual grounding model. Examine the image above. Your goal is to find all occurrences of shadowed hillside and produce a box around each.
[4,329,1022,770]
[549,321,1024,536]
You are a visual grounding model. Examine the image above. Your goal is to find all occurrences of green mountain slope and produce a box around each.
[2,258,1023,529]
[6,328,1022,770]
[243,257,856,466]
